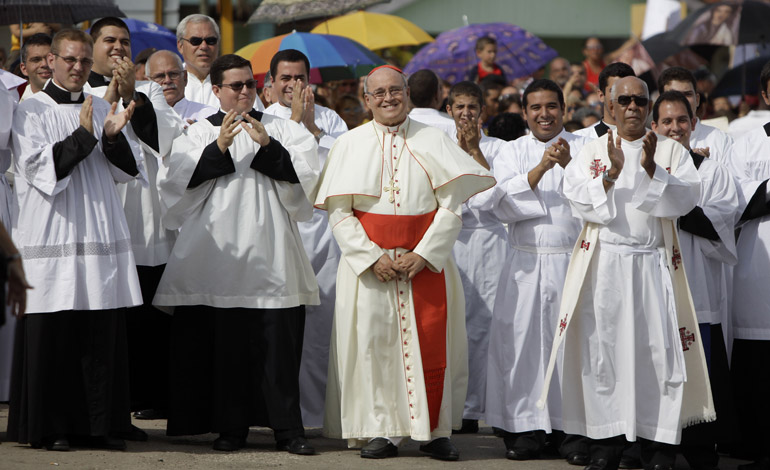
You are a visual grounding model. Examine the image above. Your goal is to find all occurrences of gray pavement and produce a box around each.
[0,405,749,469]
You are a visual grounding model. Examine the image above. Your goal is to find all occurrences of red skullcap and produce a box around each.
[367,64,404,77]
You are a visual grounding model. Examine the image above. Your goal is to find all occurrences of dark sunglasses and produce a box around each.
[218,79,257,91]
[182,36,218,46]
[616,95,649,107]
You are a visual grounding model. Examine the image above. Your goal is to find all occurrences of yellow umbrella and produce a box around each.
[311,11,433,51]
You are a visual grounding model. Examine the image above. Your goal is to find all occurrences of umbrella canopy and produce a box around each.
[713,54,770,97]
[122,18,180,62]
[235,31,385,85]
[404,22,557,83]
[310,11,434,51]
[248,0,386,25]
[0,0,124,25]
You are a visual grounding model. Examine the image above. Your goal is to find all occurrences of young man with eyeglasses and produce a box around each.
[146,49,216,124]
[315,65,494,461]
[7,28,144,452]
[262,48,347,430]
[153,54,319,455]
[547,76,711,470]
[177,14,263,112]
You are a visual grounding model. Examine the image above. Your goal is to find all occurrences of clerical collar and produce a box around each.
[43,79,84,104]
[689,149,705,169]
[764,121,770,137]
[87,71,111,88]
[372,117,408,135]
[594,120,610,137]
[206,108,263,126]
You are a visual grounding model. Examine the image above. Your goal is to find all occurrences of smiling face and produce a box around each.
[92,25,131,76]
[48,39,93,92]
[273,60,308,108]
[610,77,650,140]
[524,89,564,142]
[212,66,256,115]
[364,68,409,127]
[20,43,52,92]
[652,100,695,147]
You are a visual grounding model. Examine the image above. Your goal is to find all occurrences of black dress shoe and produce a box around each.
[361,437,398,459]
[276,436,315,455]
[738,458,770,470]
[113,424,148,442]
[453,419,479,434]
[619,454,642,469]
[87,436,127,451]
[213,433,246,452]
[419,437,459,461]
[44,436,70,452]
[506,448,537,460]
[566,451,590,466]
[133,409,167,420]
[585,459,610,470]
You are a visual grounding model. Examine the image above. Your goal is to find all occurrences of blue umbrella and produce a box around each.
[123,18,180,62]
[404,22,558,83]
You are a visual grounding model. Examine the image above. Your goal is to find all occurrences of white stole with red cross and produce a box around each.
[537,141,716,428]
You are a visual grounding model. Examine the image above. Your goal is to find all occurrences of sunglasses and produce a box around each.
[616,95,649,107]
[181,36,218,46]
[218,79,257,91]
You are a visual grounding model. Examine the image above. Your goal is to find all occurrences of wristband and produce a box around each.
[602,170,617,183]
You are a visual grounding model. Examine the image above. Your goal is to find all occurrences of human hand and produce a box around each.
[641,130,657,177]
[240,112,270,147]
[216,110,242,153]
[394,252,427,281]
[80,96,94,135]
[7,258,32,318]
[373,253,399,282]
[104,100,135,140]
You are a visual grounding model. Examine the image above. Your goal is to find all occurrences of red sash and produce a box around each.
[354,209,447,431]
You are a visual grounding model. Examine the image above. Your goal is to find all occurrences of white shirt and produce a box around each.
[408,107,457,137]
[729,110,770,139]
[691,119,733,167]
[173,97,217,123]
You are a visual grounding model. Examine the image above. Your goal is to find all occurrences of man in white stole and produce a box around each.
[7,29,144,451]
[262,49,348,428]
[543,77,713,469]
[476,79,590,463]
[316,65,494,461]
[651,90,742,470]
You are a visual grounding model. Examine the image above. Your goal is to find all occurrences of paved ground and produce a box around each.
[0,405,750,470]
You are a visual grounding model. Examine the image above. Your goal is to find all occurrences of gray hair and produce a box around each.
[363,68,408,94]
[263,70,272,88]
[176,14,220,41]
[610,77,649,101]
[145,49,184,77]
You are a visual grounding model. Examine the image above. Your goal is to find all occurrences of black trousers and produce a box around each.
[731,338,770,460]
[125,264,170,412]
[166,305,306,442]
[7,309,132,445]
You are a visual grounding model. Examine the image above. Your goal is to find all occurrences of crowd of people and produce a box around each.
[2,13,770,470]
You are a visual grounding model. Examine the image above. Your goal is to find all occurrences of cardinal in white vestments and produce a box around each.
[262,49,348,428]
[651,90,742,470]
[472,79,591,464]
[552,77,712,469]
[7,29,144,452]
[153,54,319,455]
[315,65,494,461]
[724,62,770,470]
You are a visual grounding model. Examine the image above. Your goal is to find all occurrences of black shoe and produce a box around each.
[492,427,505,437]
[44,436,70,452]
[506,448,537,460]
[113,424,148,442]
[585,459,610,470]
[213,433,246,452]
[619,454,642,469]
[419,437,459,461]
[276,436,315,455]
[649,466,672,470]
[453,419,479,434]
[87,436,127,451]
[361,437,398,459]
[738,458,770,470]
[566,451,590,466]
[133,409,167,420]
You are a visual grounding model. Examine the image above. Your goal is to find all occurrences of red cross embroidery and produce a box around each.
[671,247,681,270]
[666,167,671,174]
[581,240,590,251]
[589,159,606,178]
[558,314,568,336]
[679,327,695,351]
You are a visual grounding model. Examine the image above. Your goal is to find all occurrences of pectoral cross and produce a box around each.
[671,247,681,270]
[384,180,400,203]
[679,327,695,351]
[590,159,606,178]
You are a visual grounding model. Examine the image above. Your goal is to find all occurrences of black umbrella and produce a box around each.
[0,0,125,26]
[713,54,770,96]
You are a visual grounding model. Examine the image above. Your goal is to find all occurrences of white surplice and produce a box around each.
[691,119,733,168]
[85,80,186,267]
[0,83,16,401]
[12,89,144,314]
[263,101,348,427]
[184,72,264,112]
[560,134,701,445]
[153,112,319,310]
[477,130,588,433]
[573,120,615,140]
[727,123,770,340]
[173,97,217,123]
[729,110,770,139]
[408,108,457,137]
[315,117,495,443]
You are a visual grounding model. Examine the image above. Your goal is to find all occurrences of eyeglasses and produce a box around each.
[181,36,218,47]
[150,70,183,82]
[218,79,257,91]
[366,86,405,100]
[616,94,649,107]
[54,54,94,68]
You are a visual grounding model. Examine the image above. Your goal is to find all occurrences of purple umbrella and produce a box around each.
[404,22,558,84]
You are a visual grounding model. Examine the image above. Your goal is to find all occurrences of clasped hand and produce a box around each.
[373,252,427,283]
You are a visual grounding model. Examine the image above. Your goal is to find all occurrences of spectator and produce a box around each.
[465,36,507,84]
[334,93,365,129]
[487,112,527,141]
[581,37,605,93]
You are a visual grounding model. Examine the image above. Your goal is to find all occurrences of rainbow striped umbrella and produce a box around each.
[235,31,385,85]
